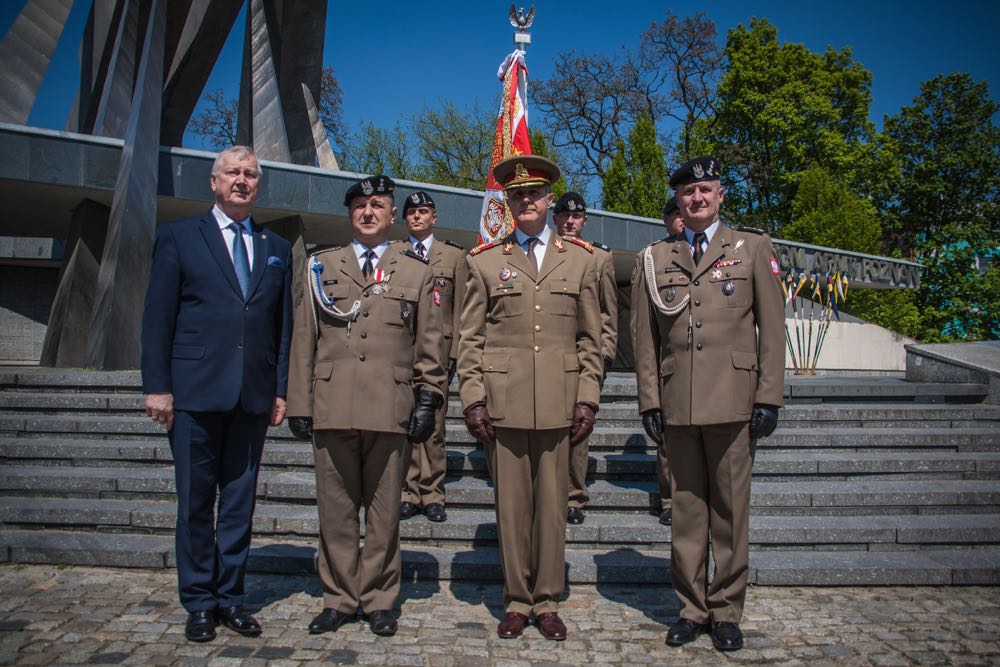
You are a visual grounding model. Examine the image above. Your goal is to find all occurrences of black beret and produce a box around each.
[553,192,586,215]
[343,175,395,207]
[662,196,678,215]
[669,156,721,187]
[493,155,560,189]
[402,191,435,216]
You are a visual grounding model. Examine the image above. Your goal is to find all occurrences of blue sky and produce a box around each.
[3,0,999,152]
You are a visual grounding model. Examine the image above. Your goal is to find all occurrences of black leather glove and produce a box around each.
[447,358,457,387]
[463,401,495,446]
[288,416,313,441]
[569,402,598,446]
[407,390,443,443]
[641,409,663,447]
[750,404,779,438]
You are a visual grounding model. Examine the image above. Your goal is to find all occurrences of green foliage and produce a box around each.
[783,166,881,253]
[340,121,415,179]
[884,73,1000,340]
[409,101,495,189]
[529,129,569,199]
[691,18,885,233]
[600,115,667,217]
[841,289,928,341]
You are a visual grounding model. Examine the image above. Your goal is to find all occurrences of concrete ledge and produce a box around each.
[907,342,1000,404]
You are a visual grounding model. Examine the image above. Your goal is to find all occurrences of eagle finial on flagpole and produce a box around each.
[509,4,534,50]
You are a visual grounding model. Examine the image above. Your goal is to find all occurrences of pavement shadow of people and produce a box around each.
[245,543,321,610]
[602,433,663,517]
[447,522,507,623]
[593,548,679,626]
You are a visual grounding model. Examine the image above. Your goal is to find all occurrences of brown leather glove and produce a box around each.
[464,401,495,446]
[569,402,598,446]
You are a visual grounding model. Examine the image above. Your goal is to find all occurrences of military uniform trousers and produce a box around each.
[666,421,753,624]
[657,435,673,512]
[313,429,406,614]
[401,381,449,507]
[489,426,569,617]
[568,435,590,509]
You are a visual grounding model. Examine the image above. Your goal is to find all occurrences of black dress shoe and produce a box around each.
[566,507,585,525]
[367,610,397,636]
[185,610,216,642]
[666,618,709,646]
[400,501,420,519]
[308,608,353,634]
[217,606,262,637]
[659,508,672,526]
[711,621,743,651]
[424,503,447,523]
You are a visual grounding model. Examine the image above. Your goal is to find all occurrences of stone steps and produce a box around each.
[3,497,999,551]
[4,437,1000,480]
[1,529,996,585]
[3,465,999,515]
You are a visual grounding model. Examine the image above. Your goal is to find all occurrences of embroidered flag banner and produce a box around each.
[479,49,533,243]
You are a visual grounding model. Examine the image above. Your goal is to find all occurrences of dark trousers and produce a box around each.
[170,406,269,612]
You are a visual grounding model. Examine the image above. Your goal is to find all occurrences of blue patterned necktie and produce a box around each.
[229,222,250,297]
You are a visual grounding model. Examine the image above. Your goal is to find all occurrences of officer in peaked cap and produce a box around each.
[552,192,618,527]
[634,156,784,651]
[286,174,446,638]
[398,191,468,524]
[458,155,602,641]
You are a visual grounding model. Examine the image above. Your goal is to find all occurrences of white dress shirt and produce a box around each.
[352,239,390,271]
[514,224,553,268]
[684,219,721,257]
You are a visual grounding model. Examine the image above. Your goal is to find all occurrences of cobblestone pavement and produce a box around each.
[1,565,999,666]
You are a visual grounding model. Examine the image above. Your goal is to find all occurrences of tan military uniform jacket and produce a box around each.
[593,245,619,363]
[458,234,603,430]
[426,239,468,361]
[633,226,784,425]
[287,241,446,432]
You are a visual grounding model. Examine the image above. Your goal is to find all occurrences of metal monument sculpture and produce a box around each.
[0,0,334,369]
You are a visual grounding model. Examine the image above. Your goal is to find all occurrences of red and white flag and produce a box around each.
[479,49,533,243]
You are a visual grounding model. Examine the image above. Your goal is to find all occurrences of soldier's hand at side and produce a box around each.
[145,392,174,431]
[408,390,443,443]
[749,404,779,438]
[288,416,313,441]
[447,358,457,387]
[570,402,598,446]
[463,401,495,446]
[641,409,663,446]
[270,397,287,427]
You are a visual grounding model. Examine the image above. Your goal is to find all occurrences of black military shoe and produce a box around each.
[666,618,709,646]
[566,507,585,525]
[308,608,353,634]
[367,610,398,636]
[711,621,743,651]
[185,610,216,642]
[217,606,261,637]
[399,501,420,519]
[658,508,672,526]
[424,503,447,522]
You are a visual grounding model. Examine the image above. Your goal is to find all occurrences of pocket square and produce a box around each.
[267,256,283,268]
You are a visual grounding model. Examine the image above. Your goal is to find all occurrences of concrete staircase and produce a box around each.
[1,367,999,585]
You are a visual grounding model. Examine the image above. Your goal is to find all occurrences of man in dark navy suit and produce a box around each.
[141,146,292,642]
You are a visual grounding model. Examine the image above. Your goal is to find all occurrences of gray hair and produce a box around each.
[211,146,262,176]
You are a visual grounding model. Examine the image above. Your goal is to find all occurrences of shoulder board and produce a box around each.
[469,240,499,256]
[444,239,466,251]
[592,241,611,252]
[735,225,766,235]
[401,249,429,264]
[562,236,594,253]
[309,244,342,257]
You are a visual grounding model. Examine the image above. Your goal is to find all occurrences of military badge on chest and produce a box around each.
[499,266,517,281]
[722,280,736,296]
[371,268,392,295]
[664,286,677,302]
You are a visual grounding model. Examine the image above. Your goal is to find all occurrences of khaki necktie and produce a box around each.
[692,232,707,266]
[525,237,539,274]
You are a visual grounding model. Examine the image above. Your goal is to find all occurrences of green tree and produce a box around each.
[691,18,883,234]
[529,128,571,199]
[340,121,415,179]
[601,114,668,218]
[884,73,1000,340]
[409,100,494,189]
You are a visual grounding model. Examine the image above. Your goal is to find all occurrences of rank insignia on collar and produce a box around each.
[722,280,735,296]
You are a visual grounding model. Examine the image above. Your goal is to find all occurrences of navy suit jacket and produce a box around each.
[140,210,293,415]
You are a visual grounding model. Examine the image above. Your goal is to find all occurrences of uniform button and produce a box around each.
[694,280,700,286]
[534,325,541,332]
[359,354,366,361]
[244,305,249,311]
[535,285,541,291]
[534,305,541,312]
[696,343,703,351]
[363,291,369,298]
[360,332,367,339]
[695,321,702,328]
[726,272,731,277]
[237,344,243,350]
[533,345,540,352]
[363,311,369,317]
[694,300,701,307]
